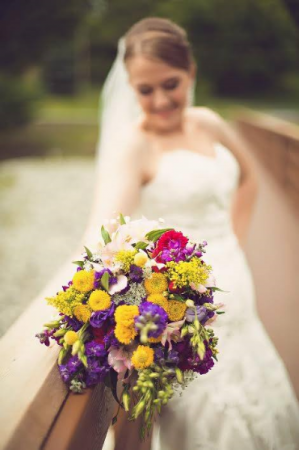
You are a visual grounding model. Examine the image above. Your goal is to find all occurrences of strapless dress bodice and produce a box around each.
[132,142,241,249]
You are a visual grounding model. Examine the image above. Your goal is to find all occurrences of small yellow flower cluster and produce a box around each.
[114,305,139,345]
[144,273,168,294]
[73,270,95,293]
[46,287,85,317]
[73,304,92,323]
[88,290,111,311]
[147,293,169,313]
[167,300,187,321]
[131,345,154,369]
[115,249,137,272]
[166,257,212,289]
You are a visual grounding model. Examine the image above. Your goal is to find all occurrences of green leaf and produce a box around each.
[170,294,185,303]
[216,311,225,315]
[58,347,69,365]
[119,213,126,225]
[101,271,110,292]
[72,260,85,268]
[112,415,118,425]
[84,246,93,259]
[209,287,229,293]
[145,228,174,242]
[110,369,123,407]
[101,225,112,244]
[78,353,88,368]
[134,241,148,250]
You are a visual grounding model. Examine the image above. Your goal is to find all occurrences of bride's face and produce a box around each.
[127,56,195,132]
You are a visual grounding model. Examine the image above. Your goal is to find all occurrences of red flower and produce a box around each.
[92,324,114,344]
[152,230,189,262]
[152,265,168,273]
[168,281,184,294]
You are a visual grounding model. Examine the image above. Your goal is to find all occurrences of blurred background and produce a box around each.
[0,0,298,338]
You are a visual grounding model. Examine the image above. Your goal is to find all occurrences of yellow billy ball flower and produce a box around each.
[72,270,95,293]
[147,293,169,313]
[168,300,187,321]
[64,330,79,345]
[115,305,139,327]
[134,251,148,267]
[131,345,154,369]
[144,273,168,294]
[73,304,92,323]
[115,323,137,345]
[88,290,111,311]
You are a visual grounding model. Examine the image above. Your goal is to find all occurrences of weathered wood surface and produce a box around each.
[236,110,299,213]
[236,110,299,399]
[0,251,115,450]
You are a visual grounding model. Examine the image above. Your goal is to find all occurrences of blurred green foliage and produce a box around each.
[0,0,298,131]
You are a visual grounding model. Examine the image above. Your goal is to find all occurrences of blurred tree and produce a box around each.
[155,0,298,95]
[0,0,89,75]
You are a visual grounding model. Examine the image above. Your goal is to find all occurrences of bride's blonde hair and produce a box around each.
[124,17,194,71]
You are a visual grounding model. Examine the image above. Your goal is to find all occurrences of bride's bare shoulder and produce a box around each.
[118,123,150,159]
[187,106,225,132]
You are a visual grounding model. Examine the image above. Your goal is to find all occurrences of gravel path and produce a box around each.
[0,157,95,337]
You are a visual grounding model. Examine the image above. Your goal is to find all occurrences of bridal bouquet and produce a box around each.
[36,214,224,438]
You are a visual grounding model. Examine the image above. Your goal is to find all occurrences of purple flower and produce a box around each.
[104,329,119,349]
[175,339,214,374]
[85,341,107,357]
[167,349,179,365]
[194,346,214,375]
[185,306,212,324]
[94,268,117,290]
[62,281,73,291]
[35,329,55,346]
[135,301,168,339]
[67,355,82,374]
[85,360,111,387]
[90,303,115,328]
[61,314,82,331]
[59,364,71,383]
[129,264,143,282]
[154,347,165,363]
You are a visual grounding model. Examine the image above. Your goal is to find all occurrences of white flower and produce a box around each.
[108,274,128,295]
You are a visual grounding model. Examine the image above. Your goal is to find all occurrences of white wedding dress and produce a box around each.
[103,142,299,450]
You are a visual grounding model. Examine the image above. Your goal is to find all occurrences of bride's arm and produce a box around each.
[83,134,144,247]
[199,108,259,248]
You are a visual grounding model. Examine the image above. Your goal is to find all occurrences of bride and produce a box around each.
[85,17,299,450]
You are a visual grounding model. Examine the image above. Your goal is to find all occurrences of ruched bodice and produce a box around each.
[133,143,240,245]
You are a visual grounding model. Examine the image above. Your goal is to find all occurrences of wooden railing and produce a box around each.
[0,254,116,450]
[1,109,298,450]
[236,110,299,399]
[236,110,299,213]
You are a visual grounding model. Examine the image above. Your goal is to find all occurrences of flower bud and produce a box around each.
[185,299,195,308]
[71,339,81,355]
[188,326,195,334]
[175,367,183,384]
[194,319,200,331]
[134,401,145,418]
[54,328,67,338]
[122,391,130,412]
